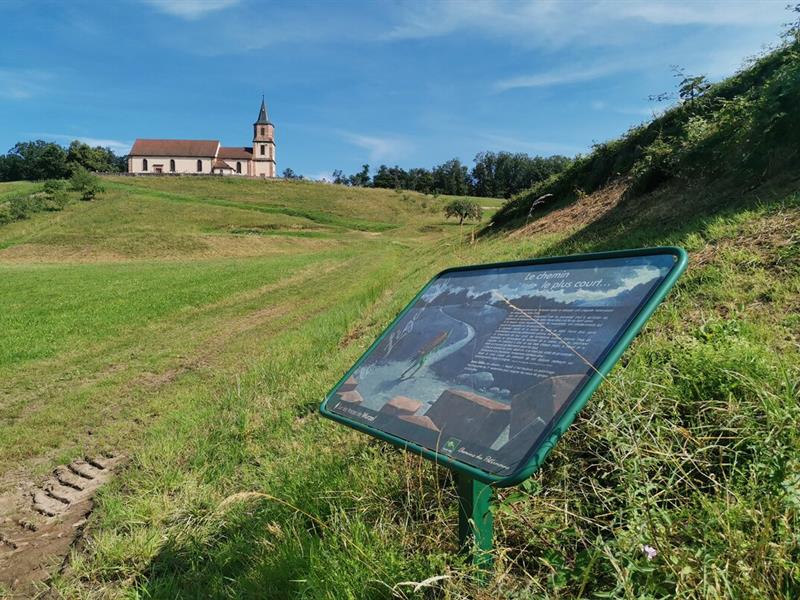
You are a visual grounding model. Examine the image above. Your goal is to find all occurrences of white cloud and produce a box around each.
[340,131,413,162]
[142,0,240,20]
[493,65,619,93]
[615,1,787,27]
[35,133,132,155]
[0,69,52,100]
[382,0,787,47]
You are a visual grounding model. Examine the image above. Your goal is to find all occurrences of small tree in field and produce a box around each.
[42,179,69,210]
[69,166,104,201]
[444,198,482,224]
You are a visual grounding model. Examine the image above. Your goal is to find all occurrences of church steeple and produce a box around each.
[255,96,271,125]
[252,96,276,177]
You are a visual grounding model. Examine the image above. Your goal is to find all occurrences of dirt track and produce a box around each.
[0,455,123,596]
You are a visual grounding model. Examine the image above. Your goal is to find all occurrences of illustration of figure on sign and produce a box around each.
[399,329,452,380]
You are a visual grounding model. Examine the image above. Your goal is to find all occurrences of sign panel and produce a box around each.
[321,248,686,485]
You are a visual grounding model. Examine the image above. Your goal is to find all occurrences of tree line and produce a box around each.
[0,140,126,182]
[331,152,571,198]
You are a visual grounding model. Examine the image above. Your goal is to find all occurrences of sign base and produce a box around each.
[456,472,494,573]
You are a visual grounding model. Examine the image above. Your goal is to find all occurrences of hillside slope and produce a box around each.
[37,172,796,598]
[492,40,800,231]
[0,177,492,594]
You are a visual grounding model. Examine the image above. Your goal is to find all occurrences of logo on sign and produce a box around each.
[442,437,461,454]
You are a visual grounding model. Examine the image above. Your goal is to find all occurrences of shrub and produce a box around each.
[7,195,32,221]
[41,179,70,211]
[69,166,104,201]
[628,135,677,196]
[0,203,11,225]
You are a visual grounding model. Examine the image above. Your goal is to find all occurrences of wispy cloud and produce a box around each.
[34,133,132,155]
[382,0,787,47]
[340,131,413,162]
[0,69,52,100]
[142,0,240,20]
[616,1,788,27]
[493,65,619,93]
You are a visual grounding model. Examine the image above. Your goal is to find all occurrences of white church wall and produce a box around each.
[129,157,215,175]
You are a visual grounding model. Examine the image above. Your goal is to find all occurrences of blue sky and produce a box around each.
[0,0,791,179]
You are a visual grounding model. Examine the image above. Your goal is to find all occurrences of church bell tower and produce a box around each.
[252,97,276,177]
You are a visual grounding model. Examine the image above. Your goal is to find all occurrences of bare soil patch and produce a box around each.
[511,178,629,238]
[0,455,123,596]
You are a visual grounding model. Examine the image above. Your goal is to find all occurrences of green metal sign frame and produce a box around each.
[320,247,687,566]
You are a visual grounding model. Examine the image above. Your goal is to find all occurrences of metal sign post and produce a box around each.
[320,248,687,571]
[456,473,494,570]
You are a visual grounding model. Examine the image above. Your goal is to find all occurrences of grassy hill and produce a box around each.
[1,45,798,600]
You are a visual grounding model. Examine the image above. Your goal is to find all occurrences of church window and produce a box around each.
[236,162,242,173]
[197,159,202,172]
[170,159,175,172]
[260,127,265,136]
[142,158,148,171]
[260,145,265,155]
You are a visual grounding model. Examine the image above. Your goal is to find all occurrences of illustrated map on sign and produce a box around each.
[323,253,679,477]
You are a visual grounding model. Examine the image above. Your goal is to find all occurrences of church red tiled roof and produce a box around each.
[218,146,253,159]
[129,139,219,157]
[212,159,234,170]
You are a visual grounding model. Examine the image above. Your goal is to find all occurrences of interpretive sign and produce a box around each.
[321,248,687,488]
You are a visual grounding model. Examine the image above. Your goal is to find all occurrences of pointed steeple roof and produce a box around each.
[255,96,271,125]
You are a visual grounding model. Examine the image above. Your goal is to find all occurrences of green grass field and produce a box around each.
[0,172,798,598]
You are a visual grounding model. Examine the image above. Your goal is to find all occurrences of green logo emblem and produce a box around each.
[442,437,461,453]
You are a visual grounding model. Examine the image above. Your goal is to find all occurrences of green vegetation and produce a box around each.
[69,166,105,201]
[0,139,126,182]
[443,197,483,224]
[0,173,103,226]
[1,39,799,600]
[331,153,571,198]
[493,40,800,227]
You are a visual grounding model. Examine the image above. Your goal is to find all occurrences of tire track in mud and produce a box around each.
[0,454,124,596]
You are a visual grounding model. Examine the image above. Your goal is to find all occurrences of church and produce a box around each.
[127,98,276,177]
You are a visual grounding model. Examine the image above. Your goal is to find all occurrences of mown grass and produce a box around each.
[1,163,798,597]
[0,173,783,598]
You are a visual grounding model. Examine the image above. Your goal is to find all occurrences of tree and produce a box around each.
[69,166,104,201]
[282,168,303,180]
[0,154,23,182]
[650,66,712,108]
[372,164,409,189]
[349,164,371,187]
[66,140,122,173]
[5,141,69,180]
[406,167,433,194]
[41,179,69,210]
[444,198,482,224]
[471,151,571,198]
[432,158,470,195]
[676,72,711,106]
